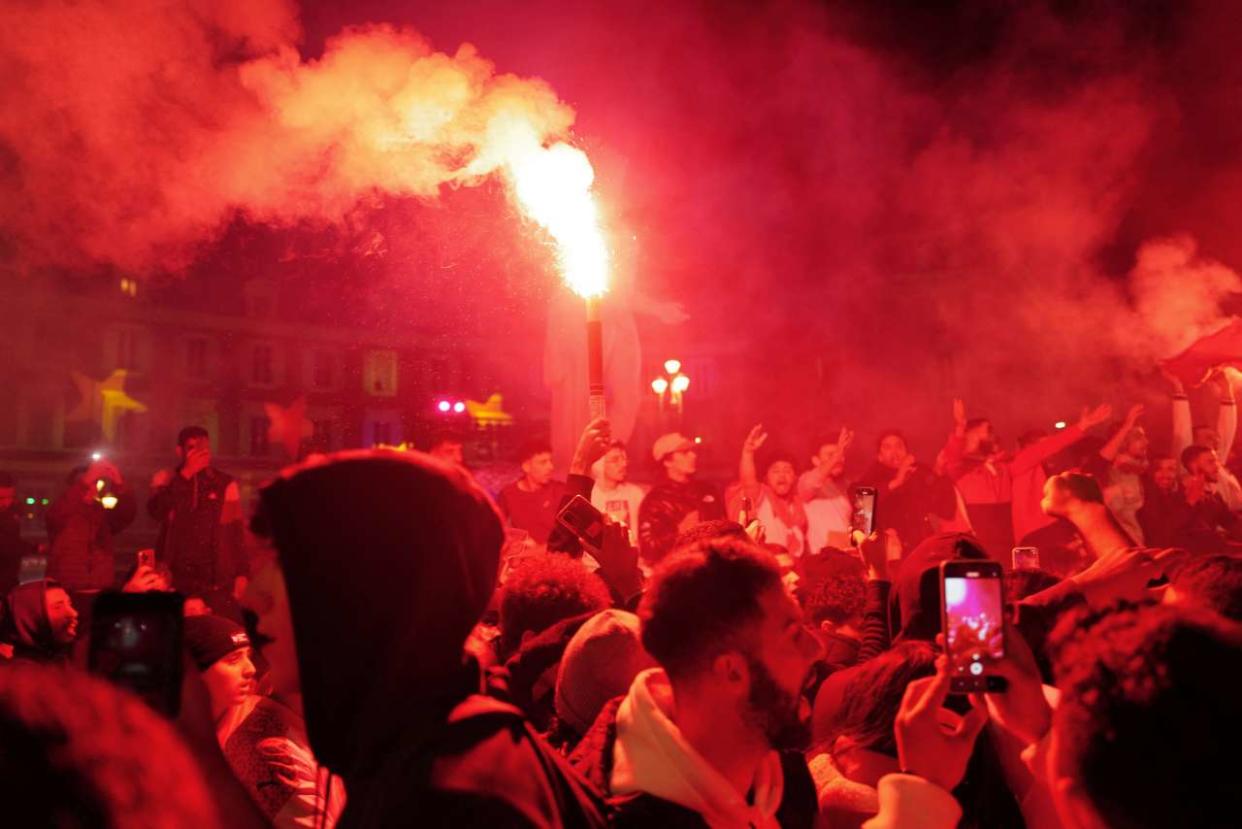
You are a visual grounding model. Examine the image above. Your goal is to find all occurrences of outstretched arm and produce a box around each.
[1167,372,1193,460]
[1217,372,1237,460]
[1011,403,1111,475]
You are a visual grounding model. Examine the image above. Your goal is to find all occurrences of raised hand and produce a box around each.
[1160,366,1186,396]
[570,417,612,475]
[895,657,989,792]
[1077,403,1113,431]
[970,623,1052,746]
[742,424,769,455]
[180,446,211,479]
[1122,403,1144,428]
[1070,546,1164,608]
[838,427,855,453]
[952,398,967,428]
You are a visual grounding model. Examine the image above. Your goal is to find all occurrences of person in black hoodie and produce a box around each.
[0,579,79,664]
[257,448,607,829]
[855,431,957,552]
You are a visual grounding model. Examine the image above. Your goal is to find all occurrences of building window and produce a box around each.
[252,344,274,385]
[186,338,208,379]
[364,350,398,397]
[250,416,270,457]
[312,350,335,390]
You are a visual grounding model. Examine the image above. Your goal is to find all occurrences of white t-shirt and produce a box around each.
[804,495,853,554]
[592,481,647,545]
[754,491,808,557]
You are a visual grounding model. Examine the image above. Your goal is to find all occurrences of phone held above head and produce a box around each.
[940,559,1007,694]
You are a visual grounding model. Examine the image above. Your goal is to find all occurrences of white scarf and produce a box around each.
[611,668,785,829]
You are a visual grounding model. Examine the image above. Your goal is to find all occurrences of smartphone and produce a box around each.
[1011,546,1040,571]
[136,549,156,569]
[850,486,878,536]
[88,591,185,717]
[940,559,1007,693]
[18,554,47,584]
[556,494,607,552]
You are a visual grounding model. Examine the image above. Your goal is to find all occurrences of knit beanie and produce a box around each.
[554,609,656,735]
[184,614,250,671]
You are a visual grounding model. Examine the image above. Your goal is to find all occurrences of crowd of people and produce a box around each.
[0,371,1240,829]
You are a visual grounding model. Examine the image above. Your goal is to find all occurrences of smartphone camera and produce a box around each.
[88,592,185,717]
[941,560,1007,693]
[850,486,877,536]
[556,495,607,552]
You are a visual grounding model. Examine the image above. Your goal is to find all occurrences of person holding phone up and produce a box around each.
[45,457,137,592]
[148,426,246,621]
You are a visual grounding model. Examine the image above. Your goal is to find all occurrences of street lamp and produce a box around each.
[651,359,690,421]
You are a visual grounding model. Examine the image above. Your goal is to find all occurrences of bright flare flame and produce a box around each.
[506,139,609,298]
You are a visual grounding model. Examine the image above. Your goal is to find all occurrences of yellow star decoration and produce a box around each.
[465,393,513,426]
[264,397,314,458]
[67,370,148,441]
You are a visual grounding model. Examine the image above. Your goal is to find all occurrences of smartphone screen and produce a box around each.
[850,486,877,536]
[1011,546,1040,571]
[88,592,185,717]
[556,495,607,552]
[941,561,1006,692]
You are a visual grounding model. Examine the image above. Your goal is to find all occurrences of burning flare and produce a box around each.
[501,126,610,298]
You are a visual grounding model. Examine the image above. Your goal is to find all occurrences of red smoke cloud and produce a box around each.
[0,0,575,273]
[5,0,1242,450]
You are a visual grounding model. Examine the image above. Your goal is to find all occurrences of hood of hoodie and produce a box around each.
[890,533,987,643]
[1,579,68,661]
[258,450,505,779]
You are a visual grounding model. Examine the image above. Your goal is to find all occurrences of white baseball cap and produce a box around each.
[652,432,697,462]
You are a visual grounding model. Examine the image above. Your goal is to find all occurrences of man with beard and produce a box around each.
[1138,455,1188,548]
[1170,369,1242,510]
[570,538,821,828]
[0,579,79,664]
[941,399,1111,558]
[856,431,957,551]
[1176,445,1242,553]
[727,425,808,556]
[1084,404,1148,544]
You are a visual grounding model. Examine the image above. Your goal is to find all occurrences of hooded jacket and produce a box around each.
[0,579,73,663]
[259,450,606,829]
[570,674,817,829]
[638,478,725,565]
[46,480,137,591]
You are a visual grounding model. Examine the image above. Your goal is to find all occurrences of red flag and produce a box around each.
[1160,318,1242,388]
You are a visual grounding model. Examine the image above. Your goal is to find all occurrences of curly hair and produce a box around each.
[1049,602,1242,829]
[639,538,782,679]
[1168,554,1242,622]
[498,555,611,657]
[0,663,217,828]
[803,574,866,626]
[672,518,749,551]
